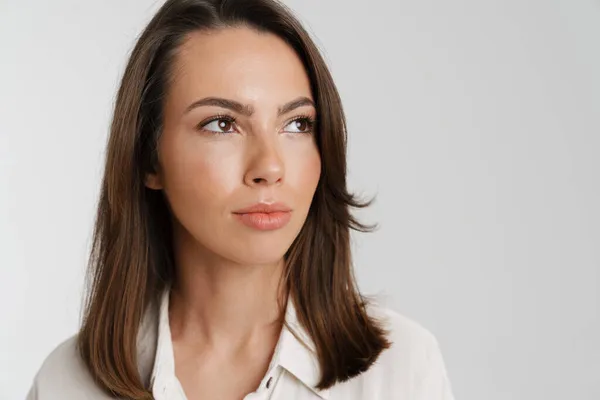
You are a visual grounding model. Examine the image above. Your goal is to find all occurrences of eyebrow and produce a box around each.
[184,96,315,117]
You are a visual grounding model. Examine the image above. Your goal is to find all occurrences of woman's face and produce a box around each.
[146,26,321,266]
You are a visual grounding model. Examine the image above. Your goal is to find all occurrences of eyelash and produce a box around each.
[196,114,317,136]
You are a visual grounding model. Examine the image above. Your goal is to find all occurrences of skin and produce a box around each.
[144,26,321,399]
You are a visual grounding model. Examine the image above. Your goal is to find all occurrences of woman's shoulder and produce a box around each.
[366,300,440,350]
[26,334,112,400]
[346,301,455,399]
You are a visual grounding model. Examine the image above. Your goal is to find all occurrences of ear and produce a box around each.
[144,172,163,190]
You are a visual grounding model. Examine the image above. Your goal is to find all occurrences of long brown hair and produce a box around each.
[78,0,391,398]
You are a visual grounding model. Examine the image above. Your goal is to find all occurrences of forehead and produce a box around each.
[166,26,313,111]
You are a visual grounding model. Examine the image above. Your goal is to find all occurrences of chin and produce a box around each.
[222,236,293,266]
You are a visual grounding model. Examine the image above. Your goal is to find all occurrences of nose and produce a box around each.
[243,136,285,187]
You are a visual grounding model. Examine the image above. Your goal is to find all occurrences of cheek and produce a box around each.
[285,139,321,192]
[160,139,242,217]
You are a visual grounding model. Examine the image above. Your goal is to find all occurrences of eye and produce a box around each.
[283,116,315,134]
[198,116,237,135]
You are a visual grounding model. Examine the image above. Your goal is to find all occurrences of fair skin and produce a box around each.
[144,26,321,400]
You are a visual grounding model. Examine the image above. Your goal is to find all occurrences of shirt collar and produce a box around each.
[139,287,330,399]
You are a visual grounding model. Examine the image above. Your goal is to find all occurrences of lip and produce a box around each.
[232,202,292,214]
[232,202,292,231]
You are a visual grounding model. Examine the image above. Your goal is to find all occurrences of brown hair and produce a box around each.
[78,0,391,398]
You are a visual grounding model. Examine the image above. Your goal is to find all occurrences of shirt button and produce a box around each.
[266,376,273,389]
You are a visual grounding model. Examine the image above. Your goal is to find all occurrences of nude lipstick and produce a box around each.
[232,202,292,231]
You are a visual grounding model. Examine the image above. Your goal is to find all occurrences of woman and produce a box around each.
[27,0,455,399]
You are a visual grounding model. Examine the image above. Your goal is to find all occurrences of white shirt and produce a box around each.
[27,289,455,399]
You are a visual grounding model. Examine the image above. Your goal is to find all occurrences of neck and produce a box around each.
[168,228,288,353]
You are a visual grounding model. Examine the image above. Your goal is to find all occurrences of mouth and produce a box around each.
[232,202,292,231]
[233,211,292,231]
[232,202,292,214]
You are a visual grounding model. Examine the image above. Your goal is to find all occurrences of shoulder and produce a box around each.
[334,302,455,399]
[26,335,112,400]
[367,302,441,370]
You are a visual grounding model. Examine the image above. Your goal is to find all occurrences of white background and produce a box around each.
[1,0,599,399]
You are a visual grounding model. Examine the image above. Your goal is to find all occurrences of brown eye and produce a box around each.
[295,119,308,131]
[219,119,232,131]
[283,117,314,134]
[200,117,236,134]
